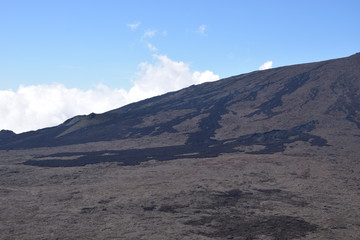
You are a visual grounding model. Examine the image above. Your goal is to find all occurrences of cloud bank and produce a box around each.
[259,61,273,70]
[0,56,219,133]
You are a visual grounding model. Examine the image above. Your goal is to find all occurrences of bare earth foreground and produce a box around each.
[0,145,359,239]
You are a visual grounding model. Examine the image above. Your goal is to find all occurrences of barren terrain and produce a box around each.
[1,144,359,239]
[1,54,360,239]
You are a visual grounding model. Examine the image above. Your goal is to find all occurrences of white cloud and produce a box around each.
[259,61,273,70]
[0,84,129,133]
[127,55,220,103]
[143,29,157,38]
[146,42,158,52]
[197,24,207,35]
[0,56,220,133]
[127,21,141,30]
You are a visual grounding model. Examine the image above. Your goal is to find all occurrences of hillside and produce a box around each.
[1,53,360,166]
[0,54,359,239]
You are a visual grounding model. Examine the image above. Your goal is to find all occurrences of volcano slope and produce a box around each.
[0,53,360,239]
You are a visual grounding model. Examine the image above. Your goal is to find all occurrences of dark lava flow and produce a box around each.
[23,121,328,167]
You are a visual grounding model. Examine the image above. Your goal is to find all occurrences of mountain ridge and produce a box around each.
[1,53,359,155]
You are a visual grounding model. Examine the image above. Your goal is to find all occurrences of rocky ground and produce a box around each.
[1,54,359,239]
[1,145,359,239]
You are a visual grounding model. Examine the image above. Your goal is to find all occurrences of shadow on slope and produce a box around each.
[23,121,328,167]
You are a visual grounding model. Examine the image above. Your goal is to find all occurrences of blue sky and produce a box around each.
[0,0,359,132]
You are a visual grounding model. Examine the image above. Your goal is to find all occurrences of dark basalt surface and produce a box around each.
[187,215,317,239]
[23,121,328,167]
[245,63,329,119]
[141,188,317,239]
